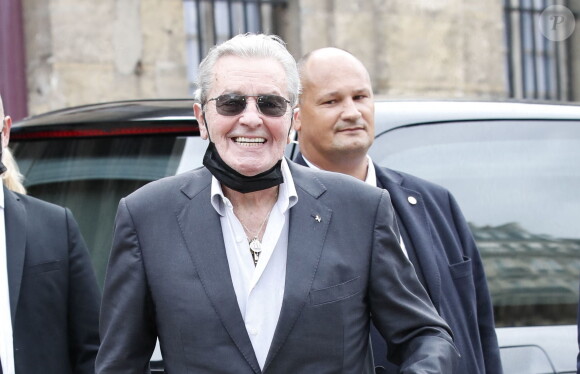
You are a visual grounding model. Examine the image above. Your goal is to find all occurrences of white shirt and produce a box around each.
[0,186,15,374]
[210,158,298,369]
[301,155,408,258]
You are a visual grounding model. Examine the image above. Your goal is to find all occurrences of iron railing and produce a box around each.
[183,0,288,93]
[504,0,576,101]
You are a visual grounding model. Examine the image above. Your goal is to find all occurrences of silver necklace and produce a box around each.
[239,205,275,266]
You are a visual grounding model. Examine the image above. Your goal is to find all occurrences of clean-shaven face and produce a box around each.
[195,55,292,176]
[296,50,375,163]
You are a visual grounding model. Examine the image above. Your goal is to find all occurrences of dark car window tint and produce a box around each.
[370,120,580,327]
[12,135,190,287]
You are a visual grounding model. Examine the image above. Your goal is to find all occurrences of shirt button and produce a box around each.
[247,326,258,335]
[236,236,245,243]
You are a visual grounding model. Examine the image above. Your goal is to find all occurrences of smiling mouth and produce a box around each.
[233,137,266,146]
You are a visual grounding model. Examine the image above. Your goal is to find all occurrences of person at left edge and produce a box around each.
[0,94,101,374]
[96,33,460,373]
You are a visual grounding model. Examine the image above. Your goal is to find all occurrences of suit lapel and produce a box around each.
[4,187,27,323]
[375,166,442,311]
[293,153,307,167]
[264,163,331,371]
[176,169,261,373]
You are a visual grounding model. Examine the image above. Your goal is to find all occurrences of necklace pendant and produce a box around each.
[249,237,262,266]
[249,237,262,253]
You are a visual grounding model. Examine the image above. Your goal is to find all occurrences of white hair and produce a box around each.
[2,147,26,194]
[0,94,27,194]
[195,33,300,107]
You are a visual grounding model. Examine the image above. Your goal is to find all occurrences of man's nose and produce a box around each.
[239,97,263,126]
[341,99,362,121]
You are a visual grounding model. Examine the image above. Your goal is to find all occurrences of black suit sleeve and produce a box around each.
[368,191,460,373]
[577,280,580,374]
[446,192,502,373]
[65,208,101,374]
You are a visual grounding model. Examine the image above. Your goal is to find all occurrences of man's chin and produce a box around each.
[333,141,372,155]
[231,161,274,177]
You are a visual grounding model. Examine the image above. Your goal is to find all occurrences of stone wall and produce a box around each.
[20,0,577,115]
[290,0,507,99]
[22,0,188,115]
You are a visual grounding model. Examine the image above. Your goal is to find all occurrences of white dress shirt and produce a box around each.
[210,158,298,369]
[301,154,408,258]
[0,186,15,374]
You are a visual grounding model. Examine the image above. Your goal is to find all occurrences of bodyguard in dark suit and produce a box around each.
[0,96,101,373]
[96,33,459,373]
[294,47,502,374]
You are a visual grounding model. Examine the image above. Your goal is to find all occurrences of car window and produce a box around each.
[370,120,580,327]
[11,135,206,287]
[499,345,556,374]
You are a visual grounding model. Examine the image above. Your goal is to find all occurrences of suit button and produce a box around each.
[407,196,417,205]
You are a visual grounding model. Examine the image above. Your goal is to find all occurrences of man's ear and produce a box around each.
[2,116,12,148]
[286,108,300,145]
[293,107,301,132]
[193,103,208,140]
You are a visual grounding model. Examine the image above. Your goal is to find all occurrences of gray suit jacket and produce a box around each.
[96,161,459,373]
[294,154,501,373]
[4,187,101,373]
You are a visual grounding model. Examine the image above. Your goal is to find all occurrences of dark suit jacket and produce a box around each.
[96,161,459,373]
[295,154,502,374]
[577,281,580,374]
[4,187,101,373]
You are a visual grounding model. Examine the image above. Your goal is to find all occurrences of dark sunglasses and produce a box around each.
[207,94,291,117]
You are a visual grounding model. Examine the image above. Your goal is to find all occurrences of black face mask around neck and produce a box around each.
[202,141,283,194]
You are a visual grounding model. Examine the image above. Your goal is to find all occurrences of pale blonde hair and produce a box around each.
[2,147,26,194]
[0,94,27,194]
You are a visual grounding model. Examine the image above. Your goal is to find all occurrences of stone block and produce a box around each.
[49,0,115,63]
[298,5,332,52]
[141,0,187,65]
[114,0,143,75]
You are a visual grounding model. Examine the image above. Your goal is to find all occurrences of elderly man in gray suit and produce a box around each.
[96,33,460,374]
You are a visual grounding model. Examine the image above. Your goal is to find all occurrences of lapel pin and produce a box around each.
[407,196,417,205]
[312,214,322,222]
